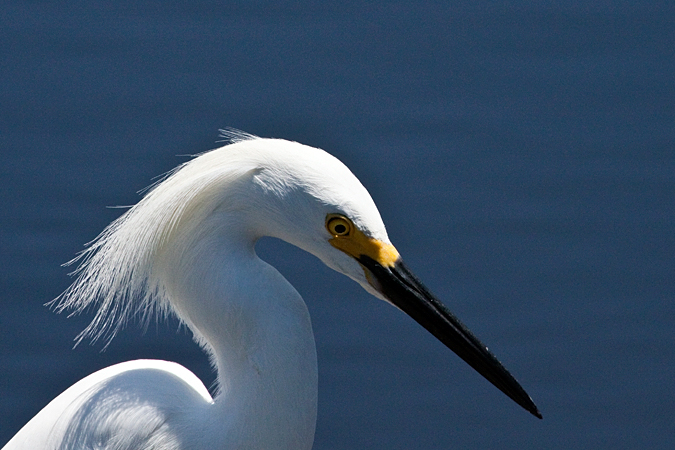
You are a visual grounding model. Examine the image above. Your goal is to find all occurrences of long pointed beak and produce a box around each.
[358,254,542,419]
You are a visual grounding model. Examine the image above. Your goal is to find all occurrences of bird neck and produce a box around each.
[158,217,318,448]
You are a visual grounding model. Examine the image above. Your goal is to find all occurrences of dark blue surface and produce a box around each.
[2,1,674,448]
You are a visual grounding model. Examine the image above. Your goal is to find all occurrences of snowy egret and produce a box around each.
[4,132,541,449]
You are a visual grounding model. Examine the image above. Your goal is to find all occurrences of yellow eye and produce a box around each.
[326,214,352,237]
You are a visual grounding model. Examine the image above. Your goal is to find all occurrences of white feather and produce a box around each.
[7,135,391,449]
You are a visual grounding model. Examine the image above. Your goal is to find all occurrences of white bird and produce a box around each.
[4,132,541,450]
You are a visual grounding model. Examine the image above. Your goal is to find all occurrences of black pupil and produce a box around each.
[334,223,346,234]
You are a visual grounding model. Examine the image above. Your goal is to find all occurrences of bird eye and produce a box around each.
[326,215,352,237]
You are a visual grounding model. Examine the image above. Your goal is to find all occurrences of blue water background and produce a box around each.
[1,1,674,448]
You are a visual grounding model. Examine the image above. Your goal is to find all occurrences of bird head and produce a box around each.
[240,138,394,301]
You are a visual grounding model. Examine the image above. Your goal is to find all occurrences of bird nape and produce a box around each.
[3,132,540,450]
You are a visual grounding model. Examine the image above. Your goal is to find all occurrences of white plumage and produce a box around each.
[4,132,540,450]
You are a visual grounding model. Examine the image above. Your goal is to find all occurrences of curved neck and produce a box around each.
[158,215,318,449]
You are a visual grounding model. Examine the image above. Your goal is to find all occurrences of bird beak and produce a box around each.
[357,253,542,419]
[328,227,541,418]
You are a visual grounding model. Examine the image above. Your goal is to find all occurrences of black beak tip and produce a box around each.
[525,399,543,419]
